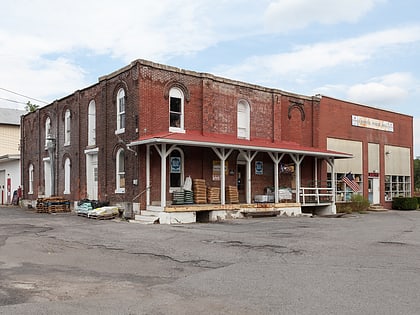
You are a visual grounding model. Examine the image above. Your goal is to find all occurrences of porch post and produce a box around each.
[290,154,305,204]
[239,150,258,204]
[326,157,336,203]
[268,152,285,203]
[146,145,151,206]
[212,147,234,205]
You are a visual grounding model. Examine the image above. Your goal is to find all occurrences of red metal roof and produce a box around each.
[129,130,351,158]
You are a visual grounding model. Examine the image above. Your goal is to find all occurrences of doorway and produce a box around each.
[237,163,246,203]
[368,177,380,204]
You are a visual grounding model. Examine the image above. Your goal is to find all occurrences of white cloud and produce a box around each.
[215,25,420,83]
[264,0,383,32]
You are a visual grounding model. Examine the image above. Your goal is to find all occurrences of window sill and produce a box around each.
[115,189,125,194]
[115,128,125,135]
[169,127,185,133]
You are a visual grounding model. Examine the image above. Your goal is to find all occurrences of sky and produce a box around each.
[1,0,420,154]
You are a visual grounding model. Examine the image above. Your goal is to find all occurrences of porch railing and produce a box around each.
[299,187,334,205]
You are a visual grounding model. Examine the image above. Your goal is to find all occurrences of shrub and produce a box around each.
[392,197,418,210]
[350,194,370,213]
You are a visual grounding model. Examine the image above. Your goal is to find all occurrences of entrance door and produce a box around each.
[0,170,5,204]
[368,177,380,204]
[44,160,52,197]
[86,153,98,200]
[237,163,246,203]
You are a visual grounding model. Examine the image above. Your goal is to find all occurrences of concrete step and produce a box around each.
[369,204,388,212]
[131,214,160,224]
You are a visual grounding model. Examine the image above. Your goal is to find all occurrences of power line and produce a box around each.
[0,87,49,104]
[0,97,28,105]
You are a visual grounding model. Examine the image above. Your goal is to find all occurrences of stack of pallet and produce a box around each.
[207,187,220,204]
[36,197,71,213]
[193,179,207,204]
[226,186,239,204]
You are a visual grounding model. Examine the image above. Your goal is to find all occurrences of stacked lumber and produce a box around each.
[193,179,207,204]
[226,186,239,204]
[207,187,220,204]
[36,197,71,213]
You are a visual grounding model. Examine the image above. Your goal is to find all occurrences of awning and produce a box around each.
[128,131,352,159]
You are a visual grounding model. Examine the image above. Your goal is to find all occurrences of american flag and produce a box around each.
[342,172,360,192]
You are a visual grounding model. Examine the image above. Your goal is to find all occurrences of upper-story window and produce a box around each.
[115,148,125,193]
[45,117,51,147]
[64,109,71,146]
[88,100,96,146]
[116,88,126,134]
[237,100,250,140]
[169,87,184,133]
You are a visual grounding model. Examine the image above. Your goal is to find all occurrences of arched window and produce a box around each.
[169,87,184,132]
[169,148,184,189]
[64,158,71,194]
[64,109,71,146]
[116,88,126,133]
[237,100,250,140]
[28,163,34,194]
[45,117,51,147]
[88,100,96,146]
[116,148,125,193]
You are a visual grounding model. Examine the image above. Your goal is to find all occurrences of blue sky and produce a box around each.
[1,0,420,154]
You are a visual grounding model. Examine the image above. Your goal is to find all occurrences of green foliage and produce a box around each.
[336,194,370,214]
[392,197,418,210]
[350,194,370,213]
[414,159,420,191]
[25,101,39,112]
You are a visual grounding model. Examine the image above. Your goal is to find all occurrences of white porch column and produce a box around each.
[290,154,305,203]
[238,150,258,204]
[212,147,234,205]
[153,144,177,208]
[268,152,285,203]
[326,157,336,203]
[314,157,318,188]
[146,145,151,206]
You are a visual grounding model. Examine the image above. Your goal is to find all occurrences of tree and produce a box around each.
[414,158,420,192]
[25,101,39,112]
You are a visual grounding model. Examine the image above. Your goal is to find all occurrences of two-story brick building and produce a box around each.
[20,59,413,223]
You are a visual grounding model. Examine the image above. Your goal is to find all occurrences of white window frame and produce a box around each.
[169,87,185,133]
[64,158,71,194]
[237,99,250,140]
[115,148,125,193]
[64,109,71,146]
[45,117,51,148]
[28,163,34,194]
[88,100,96,146]
[116,89,126,134]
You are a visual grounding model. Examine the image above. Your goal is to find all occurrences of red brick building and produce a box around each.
[20,60,413,222]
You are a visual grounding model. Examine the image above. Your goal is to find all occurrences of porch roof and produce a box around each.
[129,131,351,159]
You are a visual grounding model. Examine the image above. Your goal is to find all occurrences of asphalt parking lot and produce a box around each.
[1,206,420,315]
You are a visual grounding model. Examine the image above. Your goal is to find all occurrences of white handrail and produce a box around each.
[300,187,334,205]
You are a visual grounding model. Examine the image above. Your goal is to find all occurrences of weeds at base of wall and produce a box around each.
[336,194,370,214]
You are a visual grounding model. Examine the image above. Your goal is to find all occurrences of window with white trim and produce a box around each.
[45,117,51,147]
[237,100,250,139]
[116,148,125,193]
[64,109,71,146]
[169,87,184,132]
[116,89,126,133]
[64,158,71,194]
[28,163,34,194]
[88,100,96,146]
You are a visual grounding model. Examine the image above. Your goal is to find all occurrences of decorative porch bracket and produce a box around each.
[212,147,234,205]
[238,150,258,204]
[289,153,305,203]
[268,152,286,203]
